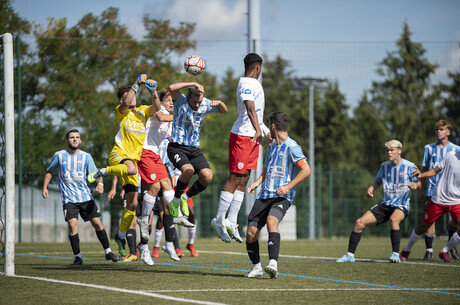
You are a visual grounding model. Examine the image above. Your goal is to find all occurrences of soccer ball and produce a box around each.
[184,55,205,76]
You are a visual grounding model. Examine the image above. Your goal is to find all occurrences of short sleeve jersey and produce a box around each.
[47,149,97,205]
[142,106,172,154]
[257,137,307,202]
[374,159,419,211]
[421,142,460,196]
[432,150,460,205]
[113,104,150,161]
[170,92,218,147]
[231,77,265,137]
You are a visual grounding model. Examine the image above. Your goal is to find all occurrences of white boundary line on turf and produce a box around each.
[198,250,460,268]
[147,288,460,293]
[10,274,228,305]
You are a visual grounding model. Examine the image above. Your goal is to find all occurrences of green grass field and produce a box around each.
[1,237,459,304]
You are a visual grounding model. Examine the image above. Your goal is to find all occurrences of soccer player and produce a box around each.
[87,74,157,259]
[244,112,310,278]
[166,82,228,218]
[336,140,420,264]
[42,129,118,265]
[211,53,270,244]
[415,120,460,260]
[400,149,460,262]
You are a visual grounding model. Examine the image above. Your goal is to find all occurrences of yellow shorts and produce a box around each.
[108,147,139,187]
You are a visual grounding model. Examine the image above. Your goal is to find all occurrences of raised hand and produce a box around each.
[145,79,158,94]
[132,73,147,93]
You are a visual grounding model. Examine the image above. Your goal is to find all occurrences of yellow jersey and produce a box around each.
[112,104,151,161]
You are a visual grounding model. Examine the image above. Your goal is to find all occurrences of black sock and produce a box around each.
[348,231,362,254]
[175,179,188,198]
[163,214,175,242]
[424,234,434,249]
[390,229,400,253]
[69,234,80,255]
[173,228,180,249]
[186,180,207,198]
[95,229,110,250]
[246,240,260,265]
[126,228,137,254]
[268,232,281,261]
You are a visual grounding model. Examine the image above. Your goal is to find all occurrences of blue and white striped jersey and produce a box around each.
[158,138,174,176]
[257,137,307,202]
[47,149,97,205]
[374,158,419,211]
[422,142,460,196]
[170,93,218,147]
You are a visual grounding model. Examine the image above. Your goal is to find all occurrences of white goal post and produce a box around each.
[2,32,15,276]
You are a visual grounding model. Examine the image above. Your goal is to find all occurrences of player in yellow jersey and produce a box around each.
[88,74,158,258]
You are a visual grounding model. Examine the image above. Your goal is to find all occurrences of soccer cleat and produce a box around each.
[186,243,199,257]
[264,262,278,279]
[164,243,180,261]
[71,256,83,265]
[114,233,127,257]
[210,218,231,243]
[137,218,150,241]
[173,216,195,228]
[439,250,453,262]
[423,251,433,261]
[105,252,118,262]
[176,248,184,258]
[152,247,160,258]
[389,253,401,263]
[140,247,154,266]
[450,247,459,260]
[87,169,103,183]
[225,219,243,243]
[170,199,180,217]
[180,194,190,217]
[399,250,410,261]
[123,254,138,262]
[336,253,356,263]
[244,265,264,278]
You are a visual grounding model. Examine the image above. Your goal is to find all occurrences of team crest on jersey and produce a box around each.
[238,162,244,169]
[150,174,156,181]
[244,89,251,94]
[137,110,144,116]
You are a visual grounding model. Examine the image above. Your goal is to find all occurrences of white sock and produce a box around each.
[268,259,277,268]
[163,190,174,206]
[75,253,82,258]
[442,232,460,253]
[347,252,355,257]
[403,229,422,252]
[182,192,190,200]
[142,193,156,219]
[154,228,163,248]
[188,225,196,244]
[104,248,112,255]
[118,230,127,240]
[216,191,234,223]
[227,190,244,224]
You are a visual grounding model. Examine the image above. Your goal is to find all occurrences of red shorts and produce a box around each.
[138,149,169,184]
[422,200,460,224]
[228,133,259,174]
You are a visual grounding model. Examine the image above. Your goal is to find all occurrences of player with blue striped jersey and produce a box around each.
[337,139,420,264]
[166,82,227,219]
[244,112,311,278]
[415,120,460,260]
[42,129,117,265]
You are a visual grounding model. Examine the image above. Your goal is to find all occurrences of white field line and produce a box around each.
[147,288,460,293]
[19,250,460,268]
[10,274,228,305]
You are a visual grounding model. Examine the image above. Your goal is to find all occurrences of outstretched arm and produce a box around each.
[168,82,203,101]
[210,100,228,113]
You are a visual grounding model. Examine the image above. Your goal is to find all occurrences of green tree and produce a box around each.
[440,71,460,145]
[367,23,439,163]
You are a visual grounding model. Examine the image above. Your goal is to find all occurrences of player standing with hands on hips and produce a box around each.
[42,129,118,265]
[244,112,310,279]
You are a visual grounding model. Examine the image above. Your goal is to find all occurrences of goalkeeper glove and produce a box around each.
[131,74,147,93]
[145,79,158,95]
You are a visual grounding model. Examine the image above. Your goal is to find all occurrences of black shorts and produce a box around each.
[153,197,164,215]
[247,197,291,230]
[167,142,210,174]
[369,204,408,225]
[63,200,101,222]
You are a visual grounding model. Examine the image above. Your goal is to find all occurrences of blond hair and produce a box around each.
[385,139,402,150]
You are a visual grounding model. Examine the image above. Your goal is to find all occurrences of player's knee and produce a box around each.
[199,169,213,185]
